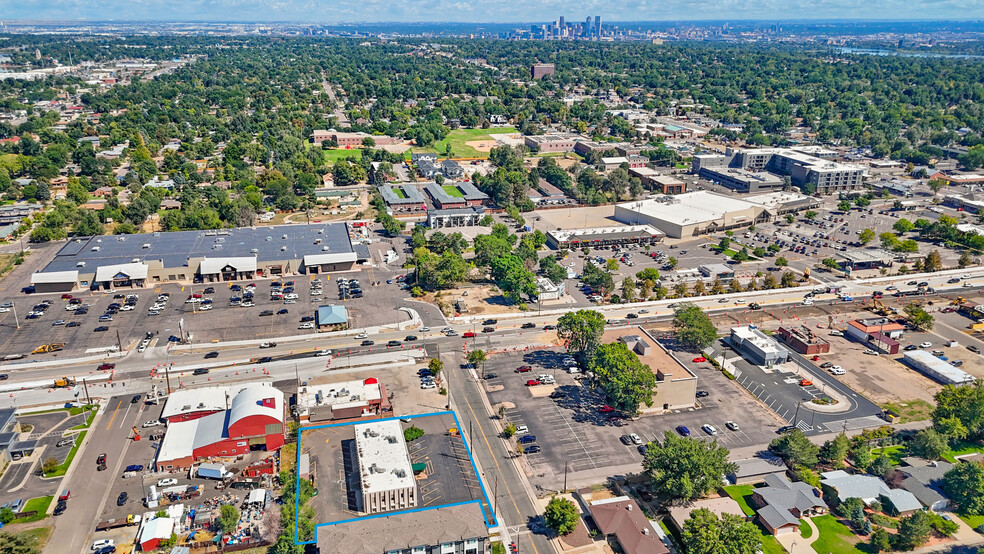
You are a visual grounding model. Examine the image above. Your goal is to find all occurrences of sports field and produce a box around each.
[425,127,518,159]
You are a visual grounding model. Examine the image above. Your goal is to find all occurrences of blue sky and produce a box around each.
[4,0,982,23]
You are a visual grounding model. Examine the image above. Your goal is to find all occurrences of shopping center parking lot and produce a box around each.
[482,348,782,491]
[0,272,413,358]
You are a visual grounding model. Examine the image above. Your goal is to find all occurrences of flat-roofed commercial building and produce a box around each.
[355,420,417,514]
[523,133,581,153]
[546,225,664,249]
[904,350,976,385]
[379,185,427,211]
[730,326,789,367]
[315,501,489,554]
[629,168,687,194]
[602,327,697,414]
[31,223,366,291]
[296,378,391,422]
[694,147,864,194]
[614,191,773,238]
[425,181,489,209]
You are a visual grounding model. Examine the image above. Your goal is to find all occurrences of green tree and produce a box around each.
[718,237,731,251]
[636,267,660,282]
[543,497,579,536]
[870,526,892,553]
[42,456,59,474]
[768,429,819,468]
[932,381,984,439]
[605,258,619,272]
[959,251,973,268]
[804,210,817,221]
[467,350,487,375]
[428,358,444,377]
[673,303,718,350]
[0,508,13,525]
[924,250,943,272]
[217,504,241,534]
[894,511,933,551]
[893,218,915,234]
[869,454,894,477]
[928,178,948,196]
[643,435,737,503]
[903,304,934,331]
[780,271,797,287]
[775,257,788,267]
[621,278,637,303]
[838,200,852,212]
[0,531,39,554]
[909,428,950,460]
[557,310,606,356]
[819,433,850,465]
[941,459,984,515]
[859,228,875,244]
[682,508,762,554]
[852,443,873,471]
[667,257,678,269]
[589,342,658,414]
[822,258,840,270]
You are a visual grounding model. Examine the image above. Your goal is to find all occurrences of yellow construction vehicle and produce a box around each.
[951,297,966,306]
[53,377,76,388]
[32,343,66,354]
[870,298,891,317]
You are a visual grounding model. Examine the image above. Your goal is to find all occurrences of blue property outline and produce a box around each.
[294,411,495,545]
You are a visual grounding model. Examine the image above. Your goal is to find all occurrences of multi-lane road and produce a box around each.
[5,267,983,554]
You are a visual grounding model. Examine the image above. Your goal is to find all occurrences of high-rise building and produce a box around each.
[595,16,602,37]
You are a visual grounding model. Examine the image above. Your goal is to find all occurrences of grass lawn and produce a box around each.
[0,252,25,280]
[723,485,757,516]
[21,405,96,417]
[321,148,363,162]
[8,526,53,551]
[810,515,864,554]
[45,431,85,478]
[942,439,984,463]
[800,519,813,539]
[957,514,984,530]
[424,127,518,159]
[871,445,907,466]
[392,187,407,199]
[12,496,53,523]
[442,185,464,198]
[70,405,98,430]
[880,399,933,423]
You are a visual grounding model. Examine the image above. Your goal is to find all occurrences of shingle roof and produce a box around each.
[589,498,667,554]
[756,474,826,515]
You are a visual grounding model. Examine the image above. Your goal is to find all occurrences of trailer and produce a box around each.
[95,514,141,531]
[195,463,231,480]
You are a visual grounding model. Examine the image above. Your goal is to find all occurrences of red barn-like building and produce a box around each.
[155,384,285,471]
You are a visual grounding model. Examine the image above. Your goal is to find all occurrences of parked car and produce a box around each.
[676,426,691,437]
[158,478,178,487]
[116,492,128,506]
[524,445,541,454]
[701,424,718,436]
[193,368,209,375]
[725,421,740,431]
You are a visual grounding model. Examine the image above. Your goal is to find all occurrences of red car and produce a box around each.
[598,405,614,413]
[61,294,73,299]
[692,356,706,363]
[515,366,532,373]
[96,453,107,465]
[97,363,115,371]
[526,379,540,386]
[463,331,476,338]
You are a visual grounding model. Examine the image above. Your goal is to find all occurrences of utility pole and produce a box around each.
[81,378,91,405]
[469,420,473,455]
[564,460,569,492]
[164,364,172,395]
[12,302,18,329]
[793,399,802,427]
[115,329,123,353]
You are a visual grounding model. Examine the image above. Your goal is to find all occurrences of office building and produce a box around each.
[523,133,579,153]
[296,378,391,423]
[603,327,697,413]
[693,147,864,193]
[531,63,556,80]
[730,326,789,367]
[355,420,417,514]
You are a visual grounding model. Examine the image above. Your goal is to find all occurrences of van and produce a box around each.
[59,489,71,501]
[568,366,580,374]
[946,340,959,347]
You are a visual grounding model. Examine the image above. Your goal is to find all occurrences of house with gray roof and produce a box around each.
[820,470,923,516]
[896,457,953,512]
[752,473,826,535]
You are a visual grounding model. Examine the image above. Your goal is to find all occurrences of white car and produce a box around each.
[241,301,255,308]
[735,299,746,304]
[629,433,643,445]
[829,330,843,336]
[725,421,739,431]
[92,540,115,550]
[801,300,814,306]
[199,304,212,311]
[158,478,178,487]
[920,342,933,348]
[316,349,332,356]
[285,293,299,300]
[142,420,162,428]
[829,367,846,375]
[120,305,134,311]
[701,424,718,436]
[299,322,315,329]
[515,425,529,434]
[420,382,436,389]
[421,327,430,332]
[356,332,368,339]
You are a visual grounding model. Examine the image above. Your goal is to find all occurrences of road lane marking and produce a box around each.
[105,400,122,430]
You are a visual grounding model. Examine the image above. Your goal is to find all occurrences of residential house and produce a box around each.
[667,497,746,534]
[588,497,668,554]
[896,457,954,512]
[820,470,923,516]
[752,473,827,535]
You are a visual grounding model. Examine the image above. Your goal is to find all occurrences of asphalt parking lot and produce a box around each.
[0,407,91,501]
[482,347,782,491]
[0,270,418,358]
[303,413,486,525]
